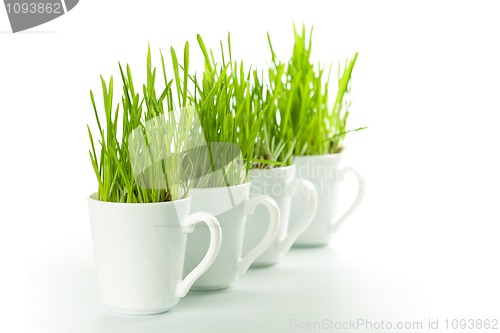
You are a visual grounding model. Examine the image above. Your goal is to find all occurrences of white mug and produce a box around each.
[243,165,318,266]
[184,182,280,290]
[290,154,365,247]
[88,195,222,315]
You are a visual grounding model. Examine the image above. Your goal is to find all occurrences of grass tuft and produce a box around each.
[88,44,196,203]
[266,24,365,157]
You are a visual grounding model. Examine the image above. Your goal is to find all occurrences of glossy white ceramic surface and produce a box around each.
[88,196,222,315]
[184,183,279,290]
[244,166,318,266]
[290,154,365,247]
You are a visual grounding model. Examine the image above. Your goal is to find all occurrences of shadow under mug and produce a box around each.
[289,154,366,247]
[183,182,280,290]
[87,195,222,315]
[243,165,318,266]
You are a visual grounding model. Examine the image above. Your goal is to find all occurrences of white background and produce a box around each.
[1,1,499,332]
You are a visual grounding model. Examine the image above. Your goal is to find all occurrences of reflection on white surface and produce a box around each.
[28,247,424,333]
[27,203,500,333]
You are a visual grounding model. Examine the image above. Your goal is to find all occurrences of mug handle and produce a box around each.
[237,195,280,275]
[176,212,222,297]
[329,167,366,234]
[277,178,318,253]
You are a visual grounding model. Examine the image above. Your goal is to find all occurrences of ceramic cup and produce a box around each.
[289,154,365,247]
[184,182,280,290]
[88,195,222,315]
[243,165,318,266]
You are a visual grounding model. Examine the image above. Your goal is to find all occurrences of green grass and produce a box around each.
[188,34,272,187]
[253,36,295,169]
[267,24,366,156]
[88,44,196,203]
[89,27,366,196]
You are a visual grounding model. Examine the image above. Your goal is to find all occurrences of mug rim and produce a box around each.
[293,152,343,161]
[88,193,190,206]
[248,164,295,176]
[189,181,250,192]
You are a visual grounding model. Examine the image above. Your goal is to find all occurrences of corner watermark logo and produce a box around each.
[3,0,79,33]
